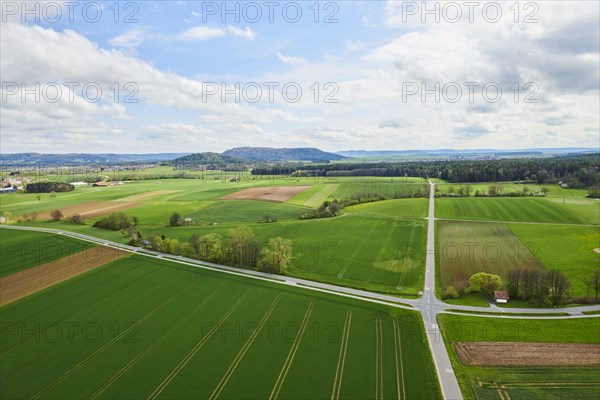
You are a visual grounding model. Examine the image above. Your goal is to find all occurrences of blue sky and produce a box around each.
[1,1,599,153]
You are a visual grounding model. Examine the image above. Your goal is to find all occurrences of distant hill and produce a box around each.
[0,153,190,165]
[336,148,597,158]
[222,147,346,162]
[170,152,241,165]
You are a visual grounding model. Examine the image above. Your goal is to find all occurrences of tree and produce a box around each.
[464,186,472,196]
[2,211,12,223]
[36,194,42,201]
[50,209,63,221]
[507,269,521,298]
[587,269,600,303]
[541,187,549,196]
[469,272,503,298]
[169,212,182,226]
[546,269,571,305]
[457,186,465,196]
[227,226,261,268]
[194,233,224,263]
[30,211,38,222]
[49,191,56,199]
[261,237,293,274]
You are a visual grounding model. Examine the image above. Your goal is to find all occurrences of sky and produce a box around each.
[1,0,599,153]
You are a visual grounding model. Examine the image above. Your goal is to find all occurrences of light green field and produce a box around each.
[508,224,600,297]
[0,234,441,400]
[0,229,96,277]
[344,198,428,219]
[436,197,599,225]
[437,314,600,400]
[134,213,426,297]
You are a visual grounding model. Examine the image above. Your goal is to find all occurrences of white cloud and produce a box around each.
[276,52,308,65]
[227,26,256,40]
[107,29,146,53]
[176,26,225,41]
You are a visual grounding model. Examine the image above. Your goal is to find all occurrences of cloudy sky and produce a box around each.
[1,0,598,153]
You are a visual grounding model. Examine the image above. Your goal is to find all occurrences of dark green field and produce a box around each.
[0,238,441,399]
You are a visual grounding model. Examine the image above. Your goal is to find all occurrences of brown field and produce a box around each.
[0,246,128,306]
[220,186,311,202]
[437,221,545,290]
[37,201,142,220]
[455,341,600,366]
[112,190,180,202]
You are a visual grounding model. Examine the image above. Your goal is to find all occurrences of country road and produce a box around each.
[1,187,599,399]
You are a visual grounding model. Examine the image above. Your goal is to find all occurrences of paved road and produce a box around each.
[2,191,599,399]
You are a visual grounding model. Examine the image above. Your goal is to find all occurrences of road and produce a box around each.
[1,187,599,399]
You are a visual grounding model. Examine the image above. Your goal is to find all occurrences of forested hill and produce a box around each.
[222,147,346,162]
[169,152,241,165]
[252,153,600,188]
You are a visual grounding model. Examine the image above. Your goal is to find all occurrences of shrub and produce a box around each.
[443,285,459,299]
[66,213,86,225]
[50,209,63,221]
[93,212,136,231]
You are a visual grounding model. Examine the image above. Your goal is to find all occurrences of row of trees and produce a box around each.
[25,182,74,193]
[252,154,599,188]
[506,268,574,305]
[93,212,138,231]
[440,184,549,197]
[146,227,293,274]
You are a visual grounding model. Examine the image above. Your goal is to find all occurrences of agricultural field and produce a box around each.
[508,224,600,297]
[0,233,441,400]
[436,197,599,225]
[1,178,429,297]
[436,182,590,197]
[0,230,96,277]
[436,221,544,293]
[438,314,600,400]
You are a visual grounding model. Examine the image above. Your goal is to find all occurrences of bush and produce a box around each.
[50,209,63,221]
[66,213,86,225]
[443,286,460,299]
[93,213,136,231]
[169,212,182,226]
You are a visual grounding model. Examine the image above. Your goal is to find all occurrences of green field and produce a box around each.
[1,178,429,297]
[344,198,428,219]
[438,314,600,400]
[0,234,441,400]
[436,182,590,197]
[436,221,544,292]
[0,230,96,277]
[509,224,600,297]
[436,197,599,225]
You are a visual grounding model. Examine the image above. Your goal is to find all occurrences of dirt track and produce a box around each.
[0,246,128,306]
[219,186,311,202]
[37,201,142,220]
[455,341,600,366]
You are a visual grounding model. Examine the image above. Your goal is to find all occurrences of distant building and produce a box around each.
[70,182,88,187]
[0,187,17,194]
[494,291,510,304]
[92,182,109,187]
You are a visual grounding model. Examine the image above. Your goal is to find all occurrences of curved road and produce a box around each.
[1,184,598,399]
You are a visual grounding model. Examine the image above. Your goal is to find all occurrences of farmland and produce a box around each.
[436,197,599,225]
[1,178,429,297]
[438,314,600,400]
[436,221,544,293]
[0,230,96,277]
[0,236,441,399]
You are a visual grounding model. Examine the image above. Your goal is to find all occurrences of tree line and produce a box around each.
[146,227,293,274]
[251,154,599,188]
[26,182,74,193]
